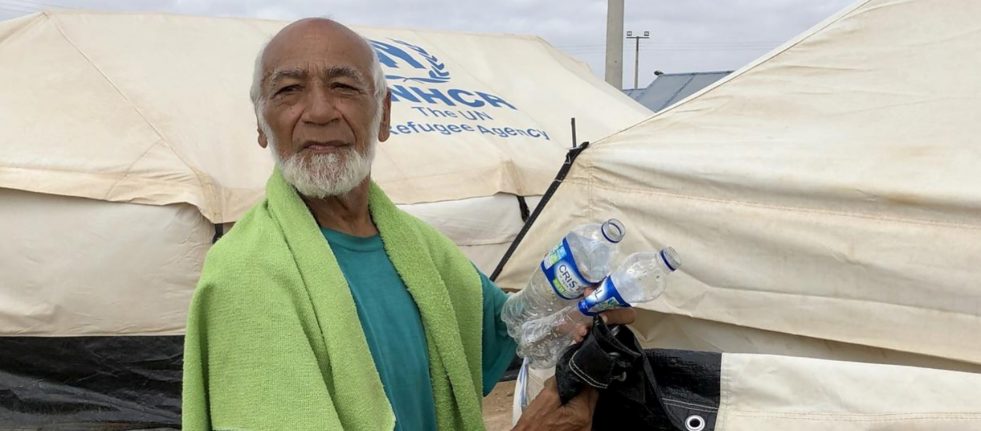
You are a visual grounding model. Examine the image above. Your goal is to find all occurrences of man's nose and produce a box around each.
[301,86,340,125]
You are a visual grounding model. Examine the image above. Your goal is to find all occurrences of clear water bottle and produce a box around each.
[518,248,682,369]
[501,219,626,338]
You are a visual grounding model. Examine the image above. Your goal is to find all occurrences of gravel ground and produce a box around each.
[482,380,516,430]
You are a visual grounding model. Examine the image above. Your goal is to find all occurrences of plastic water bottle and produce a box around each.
[500,219,626,338]
[518,248,682,368]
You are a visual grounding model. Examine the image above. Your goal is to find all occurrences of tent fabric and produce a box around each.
[402,195,542,276]
[0,11,649,224]
[0,188,209,336]
[629,312,981,374]
[496,0,981,369]
[718,354,981,430]
[0,188,535,336]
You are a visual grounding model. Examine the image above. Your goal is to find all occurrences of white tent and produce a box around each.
[0,10,649,338]
[499,0,981,428]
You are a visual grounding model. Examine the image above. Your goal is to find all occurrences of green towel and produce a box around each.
[182,169,486,430]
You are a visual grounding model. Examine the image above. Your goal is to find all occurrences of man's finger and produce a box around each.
[600,307,637,325]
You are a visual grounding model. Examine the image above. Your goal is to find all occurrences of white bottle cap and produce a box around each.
[659,247,681,271]
[601,218,625,243]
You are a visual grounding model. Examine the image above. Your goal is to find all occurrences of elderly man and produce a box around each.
[182,18,630,430]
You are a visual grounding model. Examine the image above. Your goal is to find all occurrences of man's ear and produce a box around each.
[377,90,392,142]
[258,124,268,148]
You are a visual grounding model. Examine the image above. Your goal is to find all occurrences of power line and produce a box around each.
[558,43,782,53]
[3,0,72,7]
[0,3,36,13]
[560,45,778,55]
[557,40,784,50]
[0,0,72,11]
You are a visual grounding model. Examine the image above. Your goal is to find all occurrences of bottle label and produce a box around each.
[540,238,590,300]
[578,276,630,316]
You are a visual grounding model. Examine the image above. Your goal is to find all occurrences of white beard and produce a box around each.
[263,124,377,199]
[274,142,374,198]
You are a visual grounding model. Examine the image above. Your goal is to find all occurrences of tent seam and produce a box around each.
[571,178,981,231]
[676,281,981,319]
[584,157,592,220]
[652,296,981,365]
[47,12,220,221]
[728,411,981,421]
[716,355,731,430]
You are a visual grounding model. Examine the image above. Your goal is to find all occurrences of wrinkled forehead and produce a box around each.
[261,21,375,84]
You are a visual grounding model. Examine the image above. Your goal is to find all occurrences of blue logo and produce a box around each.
[370,39,451,84]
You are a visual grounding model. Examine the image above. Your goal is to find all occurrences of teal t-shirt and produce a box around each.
[322,227,516,431]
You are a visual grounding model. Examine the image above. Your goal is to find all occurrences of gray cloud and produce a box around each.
[0,0,856,88]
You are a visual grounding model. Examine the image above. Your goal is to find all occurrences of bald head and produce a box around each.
[250,18,386,110]
[270,18,372,55]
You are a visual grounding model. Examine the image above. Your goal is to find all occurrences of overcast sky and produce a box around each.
[0,0,855,89]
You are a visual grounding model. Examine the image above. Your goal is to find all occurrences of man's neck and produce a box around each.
[302,180,378,237]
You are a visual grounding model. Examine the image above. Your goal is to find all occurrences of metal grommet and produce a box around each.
[685,414,706,431]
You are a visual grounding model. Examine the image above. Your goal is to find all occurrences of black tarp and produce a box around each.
[0,329,726,430]
[556,319,722,431]
[0,336,182,430]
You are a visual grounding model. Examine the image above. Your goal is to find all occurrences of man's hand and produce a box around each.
[511,289,636,430]
[512,377,598,431]
[571,287,637,342]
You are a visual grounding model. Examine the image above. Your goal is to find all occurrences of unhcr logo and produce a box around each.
[369,38,517,110]
[370,39,451,84]
[374,37,545,140]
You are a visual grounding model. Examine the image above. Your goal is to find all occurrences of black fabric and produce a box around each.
[0,336,182,430]
[516,196,531,222]
[212,223,224,244]
[555,319,722,431]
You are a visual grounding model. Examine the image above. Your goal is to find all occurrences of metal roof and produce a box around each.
[626,71,731,112]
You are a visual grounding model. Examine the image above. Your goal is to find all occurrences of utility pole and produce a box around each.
[605,0,624,89]
[625,30,650,89]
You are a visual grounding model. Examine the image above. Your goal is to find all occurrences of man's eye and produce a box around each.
[275,85,301,96]
[332,83,360,92]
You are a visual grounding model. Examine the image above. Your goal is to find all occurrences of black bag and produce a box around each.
[555,318,722,431]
